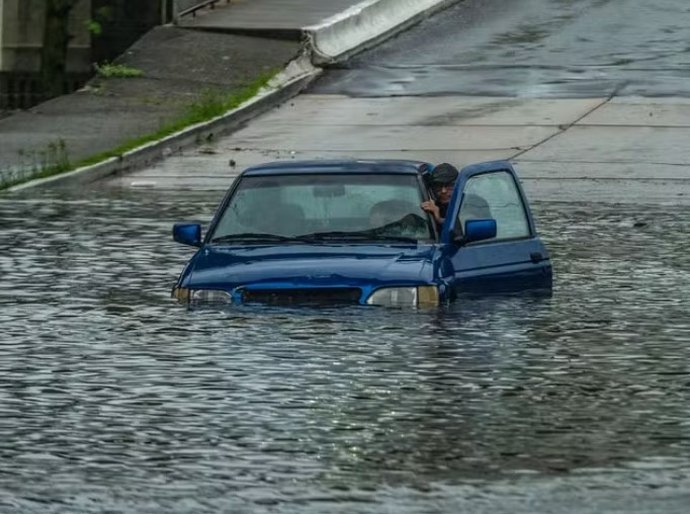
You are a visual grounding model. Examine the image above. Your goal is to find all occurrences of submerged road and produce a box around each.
[3,1,690,513]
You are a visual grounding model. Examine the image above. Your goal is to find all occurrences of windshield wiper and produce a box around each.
[213,230,420,245]
[211,232,293,243]
[295,231,418,244]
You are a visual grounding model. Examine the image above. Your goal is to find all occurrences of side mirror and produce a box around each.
[173,222,202,247]
[459,218,497,244]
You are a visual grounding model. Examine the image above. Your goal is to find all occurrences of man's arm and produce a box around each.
[421,201,444,225]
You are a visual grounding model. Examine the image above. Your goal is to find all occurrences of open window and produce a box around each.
[441,162,533,244]
[458,171,530,241]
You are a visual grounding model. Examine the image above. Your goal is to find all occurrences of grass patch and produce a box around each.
[1,72,275,191]
[0,140,71,190]
[0,168,29,191]
[95,62,144,78]
[76,72,274,169]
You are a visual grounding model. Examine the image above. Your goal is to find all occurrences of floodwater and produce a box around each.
[1,188,689,513]
[312,0,690,98]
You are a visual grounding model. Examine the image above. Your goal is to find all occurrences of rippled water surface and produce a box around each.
[1,188,690,513]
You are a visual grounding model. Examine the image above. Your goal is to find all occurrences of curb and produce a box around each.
[306,0,459,65]
[8,54,320,192]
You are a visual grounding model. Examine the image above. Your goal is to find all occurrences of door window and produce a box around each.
[458,171,530,240]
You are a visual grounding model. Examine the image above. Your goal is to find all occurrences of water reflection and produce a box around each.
[1,189,689,512]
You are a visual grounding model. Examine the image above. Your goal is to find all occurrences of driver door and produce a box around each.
[440,161,552,297]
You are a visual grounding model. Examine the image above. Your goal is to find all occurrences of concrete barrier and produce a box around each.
[306,0,458,64]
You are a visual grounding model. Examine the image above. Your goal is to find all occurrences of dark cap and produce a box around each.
[430,163,459,185]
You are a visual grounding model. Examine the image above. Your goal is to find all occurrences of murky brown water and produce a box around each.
[1,187,689,512]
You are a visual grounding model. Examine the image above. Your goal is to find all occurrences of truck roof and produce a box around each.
[242,159,430,176]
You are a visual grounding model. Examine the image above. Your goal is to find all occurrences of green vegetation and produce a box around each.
[75,73,273,169]
[0,140,71,190]
[94,62,144,78]
[85,19,102,36]
[0,169,25,190]
[87,5,113,36]
[0,72,275,192]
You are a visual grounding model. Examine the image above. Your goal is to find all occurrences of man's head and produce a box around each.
[429,163,459,205]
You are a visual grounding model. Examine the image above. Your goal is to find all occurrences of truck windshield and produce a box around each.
[211,173,434,243]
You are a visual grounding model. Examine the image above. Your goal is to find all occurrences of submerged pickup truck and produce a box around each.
[172,159,552,307]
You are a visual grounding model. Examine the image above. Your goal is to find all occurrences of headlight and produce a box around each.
[172,287,232,305]
[366,286,439,307]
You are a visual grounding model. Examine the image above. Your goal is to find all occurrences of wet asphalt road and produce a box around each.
[116,0,690,203]
[313,0,690,98]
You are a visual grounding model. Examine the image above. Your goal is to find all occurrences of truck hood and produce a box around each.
[184,244,437,290]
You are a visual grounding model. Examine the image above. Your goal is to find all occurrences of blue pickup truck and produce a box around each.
[172,159,552,307]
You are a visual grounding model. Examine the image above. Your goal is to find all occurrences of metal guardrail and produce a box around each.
[173,0,231,21]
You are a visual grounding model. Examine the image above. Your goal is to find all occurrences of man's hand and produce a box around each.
[421,200,443,225]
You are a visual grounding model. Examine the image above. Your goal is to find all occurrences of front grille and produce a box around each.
[242,288,362,305]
